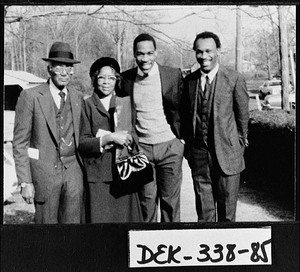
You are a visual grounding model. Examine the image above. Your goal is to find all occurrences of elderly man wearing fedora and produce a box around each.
[13,41,85,224]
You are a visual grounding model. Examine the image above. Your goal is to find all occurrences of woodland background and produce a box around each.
[3,5,296,97]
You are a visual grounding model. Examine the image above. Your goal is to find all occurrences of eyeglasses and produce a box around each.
[50,65,74,75]
[97,75,117,82]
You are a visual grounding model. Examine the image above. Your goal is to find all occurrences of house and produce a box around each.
[4,70,46,110]
[3,70,46,143]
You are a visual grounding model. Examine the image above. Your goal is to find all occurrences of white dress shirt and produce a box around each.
[49,79,68,109]
[200,63,219,91]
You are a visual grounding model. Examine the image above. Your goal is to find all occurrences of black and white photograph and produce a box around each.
[1,3,298,272]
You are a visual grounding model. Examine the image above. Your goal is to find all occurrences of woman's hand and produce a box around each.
[102,130,132,148]
[110,131,132,147]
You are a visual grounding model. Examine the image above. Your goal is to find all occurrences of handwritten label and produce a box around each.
[129,228,272,267]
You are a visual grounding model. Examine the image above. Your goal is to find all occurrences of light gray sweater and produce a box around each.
[133,73,175,144]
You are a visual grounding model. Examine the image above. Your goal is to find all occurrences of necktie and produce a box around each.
[58,91,66,112]
[143,73,148,78]
[204,75,210,94]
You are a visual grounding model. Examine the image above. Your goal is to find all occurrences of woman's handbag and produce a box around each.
[115,139,153,193]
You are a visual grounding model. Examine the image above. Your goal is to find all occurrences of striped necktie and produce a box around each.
[58,91,66,112]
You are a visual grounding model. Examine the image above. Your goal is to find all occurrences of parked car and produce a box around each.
[262,91,296,110]
[258,79,292,99]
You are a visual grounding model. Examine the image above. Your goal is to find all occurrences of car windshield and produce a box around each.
[269,82,281,86]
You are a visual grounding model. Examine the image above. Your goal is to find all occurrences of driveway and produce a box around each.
[4,147,293,223]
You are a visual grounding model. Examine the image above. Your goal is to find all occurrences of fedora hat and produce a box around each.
[42,41,80,64]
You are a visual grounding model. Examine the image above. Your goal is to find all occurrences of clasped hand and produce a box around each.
[111,130,132,147]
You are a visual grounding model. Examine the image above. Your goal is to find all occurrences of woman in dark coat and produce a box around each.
[79,57,143,223]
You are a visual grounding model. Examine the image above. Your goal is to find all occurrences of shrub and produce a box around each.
[249,109,295,130]
[242,109,295,208]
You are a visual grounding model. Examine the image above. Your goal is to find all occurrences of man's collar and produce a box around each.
[49,78,67,93]
[137,62,159,77]
[200,63,219,82]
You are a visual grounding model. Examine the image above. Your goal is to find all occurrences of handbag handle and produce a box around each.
[117,137,140,160]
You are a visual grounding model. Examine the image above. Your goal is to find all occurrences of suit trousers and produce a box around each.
[138,138,184,222]
[190,147,240,222]
[34,159,84,224]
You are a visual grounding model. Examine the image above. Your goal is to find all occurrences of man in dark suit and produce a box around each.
[13,41,84,224]
[120,33,184,222]
[181,31,249,222]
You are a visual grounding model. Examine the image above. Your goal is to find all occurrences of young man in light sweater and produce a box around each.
[120,33,184,222]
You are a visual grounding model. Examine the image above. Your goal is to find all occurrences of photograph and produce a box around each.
[1,3,298,271]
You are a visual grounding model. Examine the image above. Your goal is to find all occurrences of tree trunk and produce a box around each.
[75,35,79,63]
[289,49,296,91]
[263,29,271,79]
[18,39,22,71]
[116,39,121,68]
[278,6,290,111]
[235,6,242,73]
[10,40,15,70]
[23,25,26,72]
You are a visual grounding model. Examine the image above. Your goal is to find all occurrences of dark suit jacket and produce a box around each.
[120,65,184,140]
[13,82,83,202]
[181,65,249,175]
[78,92,116,183]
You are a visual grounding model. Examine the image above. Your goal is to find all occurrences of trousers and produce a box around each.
[34,159,84,224]
[189,147,240,222]
[138,138,184,222]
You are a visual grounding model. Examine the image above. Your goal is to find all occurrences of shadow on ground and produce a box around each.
[239,181,294,221]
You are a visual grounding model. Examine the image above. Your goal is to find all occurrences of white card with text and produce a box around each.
[129,228,272,267]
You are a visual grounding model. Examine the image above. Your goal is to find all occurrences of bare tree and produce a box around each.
[235,6,242,73]
[4,5,215,72]
[278,6,290,111]
[4,4,296,93]
[263,29,272,80]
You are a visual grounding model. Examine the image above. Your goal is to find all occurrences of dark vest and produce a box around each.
[194,77,216,149]
[55,92,76,168]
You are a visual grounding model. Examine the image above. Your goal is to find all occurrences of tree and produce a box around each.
[4,5,218,72]
[278,6,290,111]
[235,6,242,73]
[4,4,296,93]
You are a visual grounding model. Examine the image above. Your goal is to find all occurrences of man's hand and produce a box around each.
[21,183,35,204]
